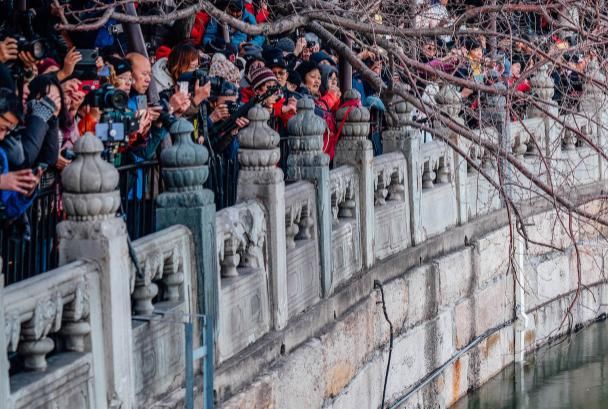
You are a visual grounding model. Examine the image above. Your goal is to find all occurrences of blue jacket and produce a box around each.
[0,147,35,221]
[203,11,265,50]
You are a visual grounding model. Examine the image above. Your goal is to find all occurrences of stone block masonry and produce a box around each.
[221,205,608,408]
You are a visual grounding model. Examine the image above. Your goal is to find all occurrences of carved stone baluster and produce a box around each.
[132,254,162,315]
[330,192,340,226]
[422,161,435,189]
[61,282,91,352]
[162,249,184,302]
[388,170,405,202]
[513,133,528,156]
[374,172,388,206]
[436,156,450,184]
[338,185,356,219]
[296,202,314,240]
[19,295,62,371]
[221,236,240,278]
[285,207,299,249]
[563,129,577,151]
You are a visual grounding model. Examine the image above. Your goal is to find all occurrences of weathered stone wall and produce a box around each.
[220,203,608,409]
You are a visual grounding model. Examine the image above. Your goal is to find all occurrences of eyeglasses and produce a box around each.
[273,69,288,77]
[0,114,18,133]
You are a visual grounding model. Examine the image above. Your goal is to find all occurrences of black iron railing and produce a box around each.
[1,161,161,286]
[1,174,62,285]
[117,160,162,240]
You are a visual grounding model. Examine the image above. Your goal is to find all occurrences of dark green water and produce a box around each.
[453,320,608,409]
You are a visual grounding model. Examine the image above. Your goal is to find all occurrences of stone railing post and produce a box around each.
[57,133,134,409]
[334,89,375,267]
[383,95,423,244]
[529,64,558,159]
[237,105,288,330]
[0,270,9,409]
[435,84,468,224]
[155,118,216,405]
[286,98,332,296]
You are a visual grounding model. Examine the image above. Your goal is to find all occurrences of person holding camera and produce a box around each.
[16,74,66,171]
[166,44,211,114]
[0,87,40,223]
[203,0,265,51]
[206,80,249,209]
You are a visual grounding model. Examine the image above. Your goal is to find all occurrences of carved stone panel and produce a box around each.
[218,268,271,363]
[331,221,362,287]
[375,203,410,260]
[132,302,185,407]
[420,184,458,240]
[287,240,320,318]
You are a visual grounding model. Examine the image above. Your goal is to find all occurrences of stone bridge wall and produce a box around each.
[3,65,608,409]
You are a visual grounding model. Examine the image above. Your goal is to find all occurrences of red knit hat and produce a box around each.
[155,45,172,61]
[249,66,277,90]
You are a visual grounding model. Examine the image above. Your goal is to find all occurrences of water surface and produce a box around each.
[453,319,608,409]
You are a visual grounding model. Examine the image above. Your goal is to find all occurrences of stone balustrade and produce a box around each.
[1,261,106,409]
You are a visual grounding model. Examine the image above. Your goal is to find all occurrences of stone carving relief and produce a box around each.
[373,154,406,206]
[216,201,267,278]
[131,234,188,315]
[420,149,452,189]
[330,167,359,226]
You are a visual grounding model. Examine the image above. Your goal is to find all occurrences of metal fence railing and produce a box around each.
[1,161,162,286]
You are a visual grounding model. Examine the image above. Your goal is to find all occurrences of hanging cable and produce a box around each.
[374,279,394,409]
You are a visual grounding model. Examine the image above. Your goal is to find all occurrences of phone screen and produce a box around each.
[178,82,189,95]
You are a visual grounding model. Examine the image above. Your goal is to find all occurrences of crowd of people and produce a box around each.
[0,0,600,236]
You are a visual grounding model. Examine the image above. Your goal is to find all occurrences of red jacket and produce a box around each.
[191,11,211,45]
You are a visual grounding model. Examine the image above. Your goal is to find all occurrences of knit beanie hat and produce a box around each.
[209,53,242,85]
[249,66,277,90]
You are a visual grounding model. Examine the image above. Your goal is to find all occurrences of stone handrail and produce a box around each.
[1,261,105,409]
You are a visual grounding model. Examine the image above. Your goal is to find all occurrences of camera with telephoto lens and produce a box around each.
[177,68,224,94]
[0,5,47,60]
[14,35,46,60]
[86,84,129,111]
[224,101,239,116]
[86,85,138,142]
